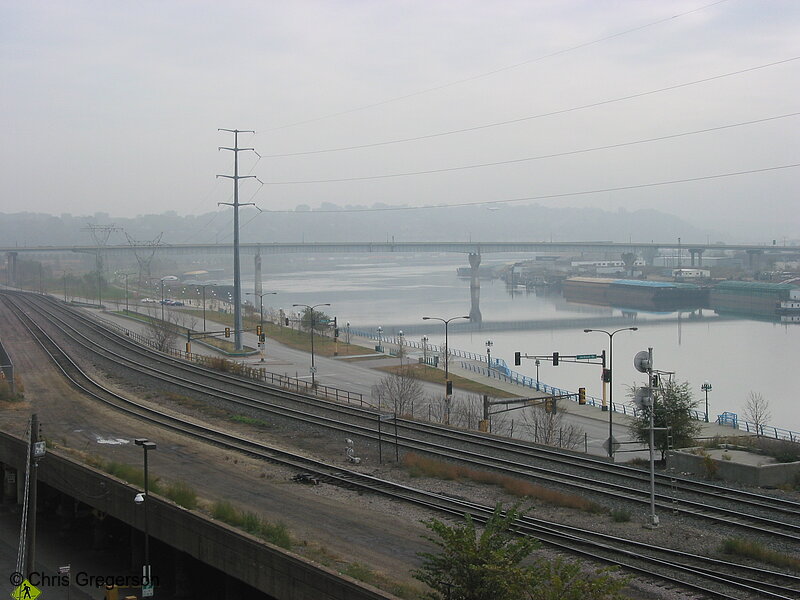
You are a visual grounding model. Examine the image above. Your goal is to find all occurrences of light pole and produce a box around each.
[485,340,493,377]
[535,358,541,390]
[293,303,330,387]
[421,335,429,365]
[377,326,383,352]
[584,327,638,459]
[422,315,470,396]
[248,291,277,362]
[701,380,712,423]
[197,284,216,331]
[121,273,135,313]
[134,438,157,595]
[398,330,404,366]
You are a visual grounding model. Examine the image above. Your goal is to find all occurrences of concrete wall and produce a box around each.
[668,448,800,487]
[0,431,398,600]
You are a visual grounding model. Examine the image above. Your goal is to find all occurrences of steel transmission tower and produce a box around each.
[217,129,260,351]
[124,232,163,292]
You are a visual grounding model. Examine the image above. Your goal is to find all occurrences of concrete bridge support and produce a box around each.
[746,249,764,271]
[641,247,658,266]
[6,252,18,286]
[468,253,482,324]
[689,248,704,267]
[254,251,262,296]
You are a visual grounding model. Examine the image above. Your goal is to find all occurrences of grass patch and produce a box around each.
[165,480,198,509]
[610,508,632,523]
[210,500,292,549]
[721,538,800,571]
[700,436,800,464]
[231,415,271,428]
[0,379,24,402]
[340,563,420,599]
[104,461,162,494]
[403,453,604,513]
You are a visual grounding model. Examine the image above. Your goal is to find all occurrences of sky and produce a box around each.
[2,0,799,240]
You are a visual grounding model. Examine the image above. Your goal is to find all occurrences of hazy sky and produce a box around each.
[3,1,799,238]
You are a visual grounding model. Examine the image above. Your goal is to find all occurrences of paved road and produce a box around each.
[90,302,745,460]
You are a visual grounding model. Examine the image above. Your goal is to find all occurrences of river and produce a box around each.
[241,252,799,433]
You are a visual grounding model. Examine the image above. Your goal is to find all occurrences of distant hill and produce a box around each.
[0,204,755,247]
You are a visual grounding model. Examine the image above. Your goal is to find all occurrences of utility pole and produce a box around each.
[23,413,44,578]
[217,129,261,351]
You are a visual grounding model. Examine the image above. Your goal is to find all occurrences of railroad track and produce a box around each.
[3,292,800,599]
[7,291,800,544]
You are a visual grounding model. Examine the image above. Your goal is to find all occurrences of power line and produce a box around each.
[262,112,800,185]
[261,162,800,214]
[265,0,731,132]
[263,56,800,158]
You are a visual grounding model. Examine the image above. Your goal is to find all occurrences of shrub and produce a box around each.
[165,480,197,509]
[610,509,631,523]
[721,538,800,571]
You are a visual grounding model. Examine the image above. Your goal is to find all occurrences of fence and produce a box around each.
[95,314,364,406]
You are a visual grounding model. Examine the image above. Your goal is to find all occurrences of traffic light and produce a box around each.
[224,327,231,338]
[552,352,559,366]
[333,316,337,327]
[651,374,660,387]
[259,333,266,343]
[285,317,290,326]
[446,380,453,395]
[256,325,262,336]
[602,368,611,383]
[334,327,339,338]
[578,387,586,405]
[544,398,556,414]
[514,351,521,366]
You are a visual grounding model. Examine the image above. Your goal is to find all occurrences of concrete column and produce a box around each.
[6,252,18,286]
[689,248,704,267]
[746,249,763,270]
[254,251,262,296]
[468,253,482,324]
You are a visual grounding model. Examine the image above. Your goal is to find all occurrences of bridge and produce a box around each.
[4,240,794,290]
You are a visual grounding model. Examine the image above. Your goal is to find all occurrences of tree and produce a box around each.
[299,307,331,333]
[521,403,585,450]
[628,380,702,460]
[372,369,425,415]
[413,504,630,600]
[413,504,539,600]
[144,308,181,352]
[743,391,771,431]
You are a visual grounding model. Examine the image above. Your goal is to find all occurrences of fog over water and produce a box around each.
[242,253,799,433]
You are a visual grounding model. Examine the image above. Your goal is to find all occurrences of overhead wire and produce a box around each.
[265,0,732,132]
[259,162,800,213]
[262,56,800,158]
[261,112,800,185]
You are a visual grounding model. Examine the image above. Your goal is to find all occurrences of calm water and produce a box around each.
[243,253,799,432]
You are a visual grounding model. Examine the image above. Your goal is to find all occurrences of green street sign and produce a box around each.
[575,354,598,360]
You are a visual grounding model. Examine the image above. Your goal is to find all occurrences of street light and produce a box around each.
[422,315,470,396]
[421,335,429,364]
[134,438,157,595]
[293,303,330,387]
[377,326,383,352]
[701,380,712,423]
[398,330,404,366]
[485,340,493,377]
[535,358,541,390]
[196,284,216,331]
[584,327,638,460]
[248,291,277,362]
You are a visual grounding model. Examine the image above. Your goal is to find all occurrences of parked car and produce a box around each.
[140,298,157,303]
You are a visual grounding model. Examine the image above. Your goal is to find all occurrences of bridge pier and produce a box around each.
[6,252,18,286]
[468,253,482,324]
[746,249,764,271]
[689,248,704,267]
[254,251,262,296]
